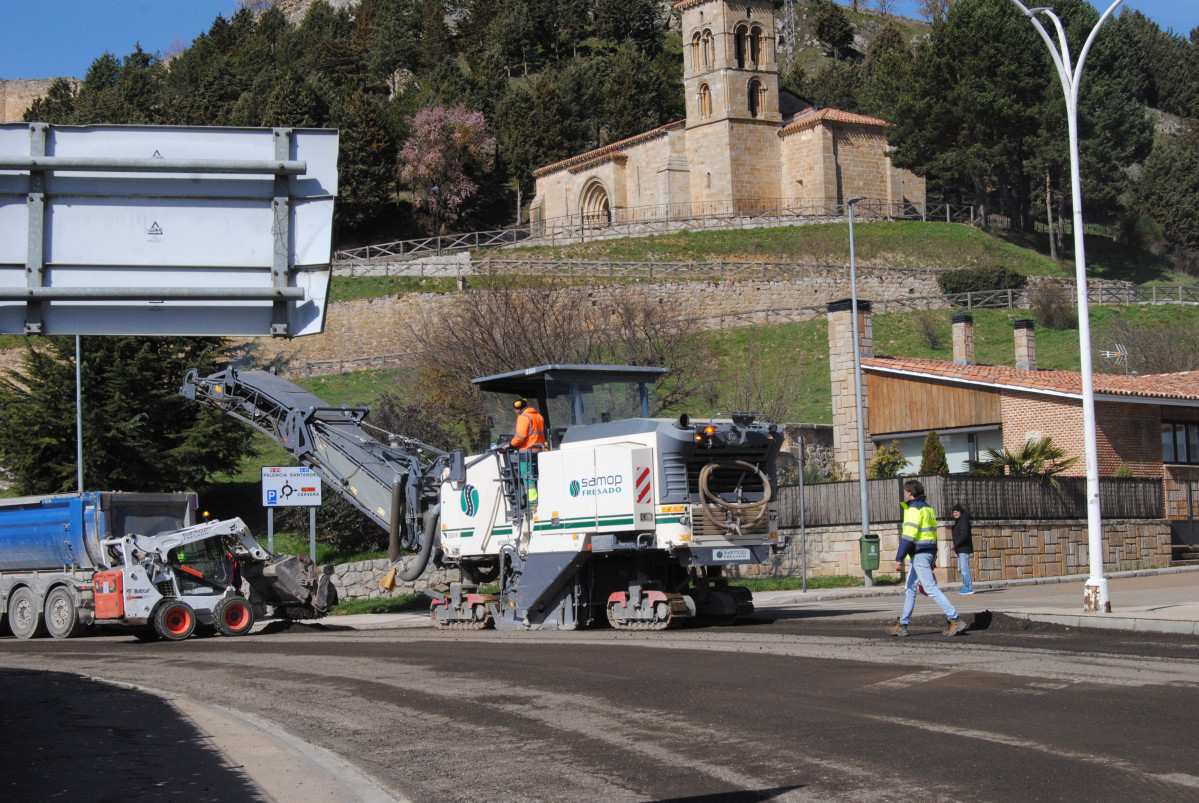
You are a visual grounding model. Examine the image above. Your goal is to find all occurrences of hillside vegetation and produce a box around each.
[23,0,1198,265]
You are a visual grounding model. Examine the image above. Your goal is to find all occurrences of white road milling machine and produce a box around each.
[183,364,784,630]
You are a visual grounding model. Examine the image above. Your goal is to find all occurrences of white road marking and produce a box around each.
[866,714,1199,790]
[865,669,952,690]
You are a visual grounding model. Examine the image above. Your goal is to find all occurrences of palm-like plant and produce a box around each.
[967,436,1079,486]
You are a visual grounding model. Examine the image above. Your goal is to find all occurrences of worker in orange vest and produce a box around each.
[509,398,547,451]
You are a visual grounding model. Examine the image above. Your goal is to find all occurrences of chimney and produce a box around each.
[1014,319,1036,370]
[952,312,975,366]
[826,298,874,480]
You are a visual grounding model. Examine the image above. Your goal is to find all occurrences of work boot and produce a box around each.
[887,619,908,637]
[944,617,968,637]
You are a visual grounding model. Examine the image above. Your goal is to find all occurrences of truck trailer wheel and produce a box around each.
[9,587,47,639]
[154,600,197,641]
[213,597,255,637]
[44,587,85,639]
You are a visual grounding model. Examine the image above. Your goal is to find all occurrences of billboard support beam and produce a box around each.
[24,123,46,335]
[272,128,293,337]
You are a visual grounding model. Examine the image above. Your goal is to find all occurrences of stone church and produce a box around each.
[530,0,924,227]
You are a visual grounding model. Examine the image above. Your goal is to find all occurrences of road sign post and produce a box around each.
[262,466,323,560]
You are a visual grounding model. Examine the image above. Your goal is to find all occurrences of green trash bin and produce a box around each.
[860,535,881,572]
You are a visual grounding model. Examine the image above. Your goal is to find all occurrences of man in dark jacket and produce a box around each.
[951,503,974,594]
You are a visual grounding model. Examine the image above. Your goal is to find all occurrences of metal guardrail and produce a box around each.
[333,199,980,267]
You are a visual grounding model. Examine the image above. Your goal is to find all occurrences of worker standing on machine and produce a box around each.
[509,398,546,451]
[506,399,546,508]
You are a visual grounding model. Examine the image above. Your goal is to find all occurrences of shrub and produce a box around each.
[937,265,1028,295]
[914,310,945,349]
[277,494,384,559]
[1029,284,1078,329]
[868,440,909,479]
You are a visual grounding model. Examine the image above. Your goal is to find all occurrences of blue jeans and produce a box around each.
[957,552,973,592]
[900,552,959,625]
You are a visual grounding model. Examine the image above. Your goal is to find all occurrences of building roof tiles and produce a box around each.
[861,357,1199,402]
[778,107,890,136]
[532,120,685,178]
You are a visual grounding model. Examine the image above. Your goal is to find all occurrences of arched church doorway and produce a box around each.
[580,179,611,229]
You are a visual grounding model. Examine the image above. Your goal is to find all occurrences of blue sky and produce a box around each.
[0,0,1193,81]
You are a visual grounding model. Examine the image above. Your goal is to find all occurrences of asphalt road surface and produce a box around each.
[2,612,1198,803]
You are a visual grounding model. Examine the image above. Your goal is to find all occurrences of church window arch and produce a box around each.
[690,32,702,71]
[749,25,763,66]
[748,77,765,118]
[701,29,714,68]
[734,24,749,69]
[698,83,712,118]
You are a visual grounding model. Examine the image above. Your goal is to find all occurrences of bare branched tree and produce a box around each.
[237,0,279,12]
[917,0,955,21]
[875,0,896,17]
[601,294,706,411]
[407,279,710,428]
[1095,316,1199,375]
[716,331,801,423]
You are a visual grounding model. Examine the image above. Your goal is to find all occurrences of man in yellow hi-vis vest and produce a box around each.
[888,479,968,637]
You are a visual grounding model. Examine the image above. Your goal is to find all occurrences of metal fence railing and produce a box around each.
[332,199,980,267]
[777,475,1165,529]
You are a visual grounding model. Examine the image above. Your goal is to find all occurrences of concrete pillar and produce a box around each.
[952,312,975,366]
[827,298,873,480]
[1014,318,1036,371]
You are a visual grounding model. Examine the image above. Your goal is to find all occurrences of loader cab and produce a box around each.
[473,364,668,448]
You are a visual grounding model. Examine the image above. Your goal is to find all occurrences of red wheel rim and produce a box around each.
[223,603,249,630]
[166,608,191,634]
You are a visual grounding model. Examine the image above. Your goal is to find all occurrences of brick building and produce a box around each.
[529,0,925,226]
[826,301,1199,546]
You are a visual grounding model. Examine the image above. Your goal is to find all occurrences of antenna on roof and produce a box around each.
[1099,344,1129,375]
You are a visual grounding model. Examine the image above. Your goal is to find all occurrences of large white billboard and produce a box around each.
[0,123,338,337]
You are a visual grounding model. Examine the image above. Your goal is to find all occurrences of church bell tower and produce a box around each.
[678,0,781,127]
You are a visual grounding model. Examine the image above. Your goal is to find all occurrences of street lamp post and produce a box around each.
[846,196,872,587]
[431,184,441,256]
[1007,0,1124,613]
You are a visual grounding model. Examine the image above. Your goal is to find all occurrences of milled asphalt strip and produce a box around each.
[866,714,1199,791]
[87,675,406,803]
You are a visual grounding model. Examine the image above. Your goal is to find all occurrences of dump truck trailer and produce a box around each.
[0,491,335,640]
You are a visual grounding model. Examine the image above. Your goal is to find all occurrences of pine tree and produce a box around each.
[0,338,253,495]
[920,430,949,475]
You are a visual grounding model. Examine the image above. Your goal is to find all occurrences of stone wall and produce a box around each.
[1,78,70,123]
[251,272,941,374]
[331,557,461,602]
[731,518,1172,582]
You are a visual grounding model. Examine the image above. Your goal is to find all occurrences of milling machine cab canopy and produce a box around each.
[472,364,669,443]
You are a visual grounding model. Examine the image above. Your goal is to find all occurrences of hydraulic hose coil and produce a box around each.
[698,460,772,534]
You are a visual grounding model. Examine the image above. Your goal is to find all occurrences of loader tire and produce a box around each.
[154,600,197,641]
[213,597,255,637]
[45,586,85,639]
[9,587,46,639]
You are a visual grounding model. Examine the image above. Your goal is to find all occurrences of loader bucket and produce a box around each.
[244,553,337,619]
